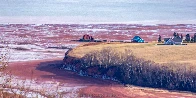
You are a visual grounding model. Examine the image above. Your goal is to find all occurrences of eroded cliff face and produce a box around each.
[62,50,121,82]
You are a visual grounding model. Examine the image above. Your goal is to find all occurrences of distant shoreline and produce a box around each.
[0,17,196,24]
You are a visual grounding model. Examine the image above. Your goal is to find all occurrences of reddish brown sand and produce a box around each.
[3,59,196,98]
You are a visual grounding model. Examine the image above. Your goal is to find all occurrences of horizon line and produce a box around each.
[0,16,196,25]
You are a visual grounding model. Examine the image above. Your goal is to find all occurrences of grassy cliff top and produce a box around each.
[68,42,196,66]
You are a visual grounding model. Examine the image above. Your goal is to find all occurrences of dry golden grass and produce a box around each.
[69,42,196,66]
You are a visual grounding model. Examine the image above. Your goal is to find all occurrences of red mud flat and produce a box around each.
[1,24,196,45]
[4,59,115,85]
[3,59,196,98]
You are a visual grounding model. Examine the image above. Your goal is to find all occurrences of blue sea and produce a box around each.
[0,0,195,24]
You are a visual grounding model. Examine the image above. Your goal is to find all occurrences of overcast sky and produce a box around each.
[0,0,195,24]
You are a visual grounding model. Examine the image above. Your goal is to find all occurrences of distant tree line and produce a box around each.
[185,33,196,42]
[158,32,196,43]
[63,47,196,92]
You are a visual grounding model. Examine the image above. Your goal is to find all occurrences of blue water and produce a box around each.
[0,0,195,23]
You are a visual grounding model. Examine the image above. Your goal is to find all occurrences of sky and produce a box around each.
[0,0,196,24]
